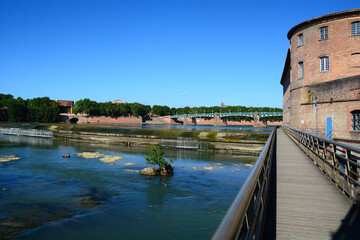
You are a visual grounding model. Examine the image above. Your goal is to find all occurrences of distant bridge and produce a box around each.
[163,111,283,127]
[169,111,283,119]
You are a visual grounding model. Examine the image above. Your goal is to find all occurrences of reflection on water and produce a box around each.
[0,134,257,240]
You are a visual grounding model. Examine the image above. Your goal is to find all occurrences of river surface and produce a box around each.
[0,134,257,239]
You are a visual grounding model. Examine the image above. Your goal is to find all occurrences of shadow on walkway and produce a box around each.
[332,204,360,240]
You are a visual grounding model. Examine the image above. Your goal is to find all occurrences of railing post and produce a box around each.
[331,144,338,181]
[344,149,352,189]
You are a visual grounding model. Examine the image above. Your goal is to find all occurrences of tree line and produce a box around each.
[73,99,282,121]
[73,99,151,118]
[0,93,283,123]
[0,94,60,123]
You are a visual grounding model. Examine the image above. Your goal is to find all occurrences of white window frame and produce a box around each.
[320,57,329,72]
[320,27,328,40]
[298,34,303,46]
[351,21,360,35]
[298,62,304,79]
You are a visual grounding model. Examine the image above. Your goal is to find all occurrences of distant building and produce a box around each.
[55,100,74,114]
[112,99,127,104]
[281,8,360,142]
[221,102,229,108]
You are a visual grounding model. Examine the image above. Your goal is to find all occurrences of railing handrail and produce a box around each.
[286,126,360,154]
[212,127,276,240]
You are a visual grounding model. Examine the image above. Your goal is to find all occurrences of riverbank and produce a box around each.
[54,130,265,155]
[52,124,267,155]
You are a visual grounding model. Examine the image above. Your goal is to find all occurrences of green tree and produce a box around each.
[152,105,171,116]
[0,94,14,121]
[117,103,131,116]
[28,97,60,123]
[144,145,174,172]
[73,98,99,116]
[129,102,150,117]
[170,107,176,115]
[7,98,28,122]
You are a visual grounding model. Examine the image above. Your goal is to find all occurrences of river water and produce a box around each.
[0,134,257,239]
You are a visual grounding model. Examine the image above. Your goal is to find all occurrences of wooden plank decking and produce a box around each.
[274,128,355,239]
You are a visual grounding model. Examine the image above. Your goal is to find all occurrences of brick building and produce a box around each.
[281,9,360,142]
[55,100,74,114]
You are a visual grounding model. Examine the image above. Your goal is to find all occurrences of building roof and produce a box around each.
[112,99,127,104]
[54,100,74,106]
[287,8,360,39]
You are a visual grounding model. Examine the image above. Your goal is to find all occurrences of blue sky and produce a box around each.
[0,0,358,108]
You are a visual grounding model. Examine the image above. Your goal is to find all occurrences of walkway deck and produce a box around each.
[274,128,357,239]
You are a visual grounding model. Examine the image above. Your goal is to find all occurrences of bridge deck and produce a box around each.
[274,128,356,239]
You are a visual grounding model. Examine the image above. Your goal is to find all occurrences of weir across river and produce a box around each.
[0,127,53,138]
[213,127,360,240]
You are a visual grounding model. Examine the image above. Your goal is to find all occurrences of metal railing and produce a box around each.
[283,126,360,202]
[212,127,276,240]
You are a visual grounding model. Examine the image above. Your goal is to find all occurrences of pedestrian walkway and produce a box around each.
[275,128,356,239]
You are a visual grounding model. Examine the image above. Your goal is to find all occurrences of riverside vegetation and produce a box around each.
[1,93,282,122]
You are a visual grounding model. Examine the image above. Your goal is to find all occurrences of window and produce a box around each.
[298,62,304,79]
[351,21,360,35]
[320,56,329,72]
[298,34,303,46]
[351,110,360,131]
[320,27,328,40]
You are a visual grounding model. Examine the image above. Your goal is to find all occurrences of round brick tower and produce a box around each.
[281,9,360,142]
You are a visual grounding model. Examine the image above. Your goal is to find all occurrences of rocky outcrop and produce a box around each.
[140,165,174,176]
[140,167,159,176]
[0,155,20,163]
[160,164,174,176]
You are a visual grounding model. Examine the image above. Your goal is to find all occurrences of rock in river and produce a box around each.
[0,155,20,163]
[140,167,159,176]
[140,165,174,176]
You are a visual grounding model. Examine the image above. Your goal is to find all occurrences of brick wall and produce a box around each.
[77,116,142,124]
[60,114,142,125]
